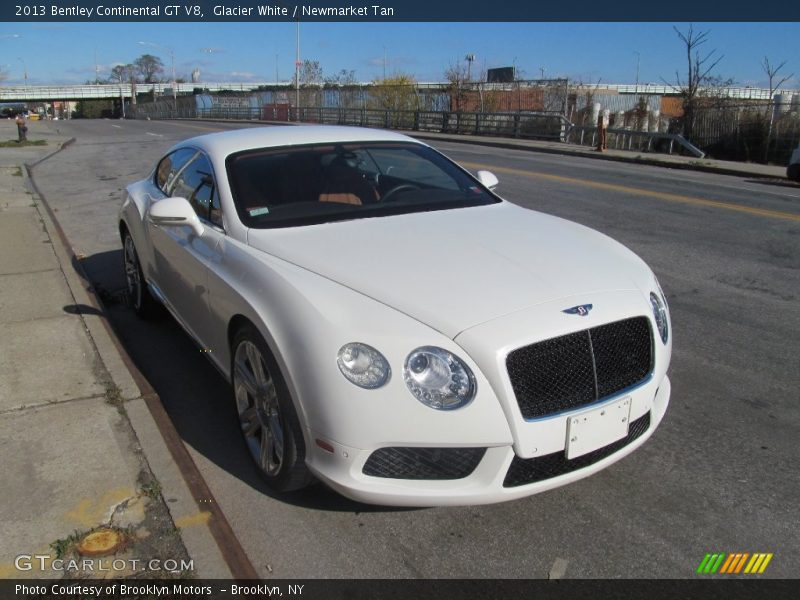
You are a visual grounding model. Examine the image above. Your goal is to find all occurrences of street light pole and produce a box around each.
[465,53,475,81]
[17,57,27,89]
[118,71,126,119]
[170,48,177,113]
[295,20,300,120]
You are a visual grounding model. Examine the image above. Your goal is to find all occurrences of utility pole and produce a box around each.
[295,20,300,120]
[383,46,387,80]
[634,51,640,94]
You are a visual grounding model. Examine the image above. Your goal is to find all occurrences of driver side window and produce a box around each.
[169,152,223,228]
[155,148,196,195]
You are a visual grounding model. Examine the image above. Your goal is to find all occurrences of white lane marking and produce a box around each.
[146,132,163,137]
[111,124,121,129]
[548,557,569,580]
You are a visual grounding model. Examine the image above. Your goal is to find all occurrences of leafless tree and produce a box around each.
[762,57,793,98]
[665,25,725,141]
[299,60,323,86]
[761,57,794,162]
[324,69,359,108]
[444,62,470,112]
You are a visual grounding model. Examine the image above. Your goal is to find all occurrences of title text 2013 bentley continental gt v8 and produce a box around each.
[119,126,671,506]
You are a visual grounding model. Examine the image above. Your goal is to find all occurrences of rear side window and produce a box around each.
[154,148,197,194]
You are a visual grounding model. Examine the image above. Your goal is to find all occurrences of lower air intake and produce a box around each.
[363,447,486,480]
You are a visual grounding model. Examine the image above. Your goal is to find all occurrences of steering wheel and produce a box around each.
[381,183,420,202]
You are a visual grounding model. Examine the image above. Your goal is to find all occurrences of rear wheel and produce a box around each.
[122,231,159,318]
[231,325,314,492]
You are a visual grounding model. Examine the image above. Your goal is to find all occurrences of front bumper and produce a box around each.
[306,375,670,506]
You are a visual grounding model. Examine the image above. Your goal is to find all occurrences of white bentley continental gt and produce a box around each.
[119,125,671,506]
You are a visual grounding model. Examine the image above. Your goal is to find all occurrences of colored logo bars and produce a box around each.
[697,552,773,575]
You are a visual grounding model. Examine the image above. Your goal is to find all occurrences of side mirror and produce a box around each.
[148,197,204,236]
[476,170,499,190]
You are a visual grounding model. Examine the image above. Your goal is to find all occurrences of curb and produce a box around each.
[404,132,788,181]
[24,140,256,579]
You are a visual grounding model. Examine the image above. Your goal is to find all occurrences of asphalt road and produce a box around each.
[31,118,800,578]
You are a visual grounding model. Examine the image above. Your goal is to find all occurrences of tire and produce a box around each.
[788,163,800,183]
[122,230,160,318]
[231,325,314,492]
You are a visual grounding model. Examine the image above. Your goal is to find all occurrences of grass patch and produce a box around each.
[12,167,22,176]
[104,383,123,405]
[0,139,47,148]
[49,530,85,559]
[140,479,163,499]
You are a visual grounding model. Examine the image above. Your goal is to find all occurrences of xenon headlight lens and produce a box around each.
[403,346,476,410]
[337,343,390,389]
[650,291,669,344]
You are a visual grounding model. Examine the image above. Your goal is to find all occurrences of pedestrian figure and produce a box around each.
[16,114,28,142]
[596,110,609,152]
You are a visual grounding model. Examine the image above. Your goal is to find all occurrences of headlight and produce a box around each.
[337,343,390,389]
[650,291,669,344]
[403,346,476,410]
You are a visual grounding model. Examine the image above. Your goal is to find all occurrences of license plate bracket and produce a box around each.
[565,398,632,460]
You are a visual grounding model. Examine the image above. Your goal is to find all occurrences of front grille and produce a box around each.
[507,316,652,419]
[363,447,486,480]
[503,411,651,487]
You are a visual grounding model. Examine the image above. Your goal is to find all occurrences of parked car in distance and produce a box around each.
[118,125,671,506]
[788,143,800,182]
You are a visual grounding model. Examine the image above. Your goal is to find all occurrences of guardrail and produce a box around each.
[567,125,706,158]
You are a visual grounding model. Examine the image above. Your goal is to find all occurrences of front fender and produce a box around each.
[205,236,514,452]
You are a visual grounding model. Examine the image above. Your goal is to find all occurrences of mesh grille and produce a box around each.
[503,412,651,487]
[363,447,486,480]
[507,317,652,419]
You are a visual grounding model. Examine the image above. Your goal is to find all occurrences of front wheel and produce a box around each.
[231,326,314,492]
[122,230,160,318]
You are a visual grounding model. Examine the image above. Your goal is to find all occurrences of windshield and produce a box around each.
[226,141,499,228]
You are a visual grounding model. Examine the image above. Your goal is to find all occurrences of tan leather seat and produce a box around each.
[319,157,376,206]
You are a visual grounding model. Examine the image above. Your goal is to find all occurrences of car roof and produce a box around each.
[175,125,424,157]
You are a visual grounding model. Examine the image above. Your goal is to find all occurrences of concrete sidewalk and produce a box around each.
[0,120,231,580]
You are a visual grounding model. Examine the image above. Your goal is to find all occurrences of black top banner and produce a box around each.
[4,0,800,21]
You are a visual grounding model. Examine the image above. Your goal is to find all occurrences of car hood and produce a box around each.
[246,202,650,339]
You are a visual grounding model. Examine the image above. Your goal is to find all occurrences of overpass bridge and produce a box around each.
[1,81,789,103]
[0,81,276,102]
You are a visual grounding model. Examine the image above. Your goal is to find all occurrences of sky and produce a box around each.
[0,21,798,90]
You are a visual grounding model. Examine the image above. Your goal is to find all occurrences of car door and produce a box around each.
[148,149,225,348]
